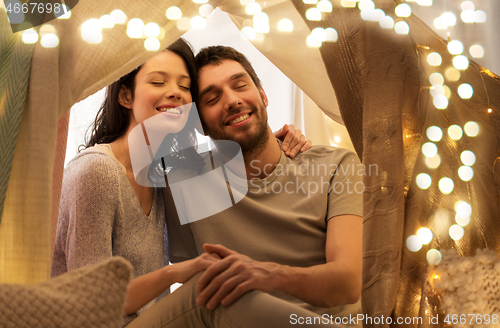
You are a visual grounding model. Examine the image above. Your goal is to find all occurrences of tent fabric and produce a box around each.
[1,0,500,326]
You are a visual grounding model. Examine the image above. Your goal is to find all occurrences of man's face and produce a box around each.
[197,60,269,153]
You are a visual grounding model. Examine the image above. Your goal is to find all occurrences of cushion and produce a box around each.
[0,257,132,328]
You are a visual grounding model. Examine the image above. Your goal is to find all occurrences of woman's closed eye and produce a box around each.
[151,81,165,85]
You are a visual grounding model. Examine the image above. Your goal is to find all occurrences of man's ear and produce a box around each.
[259,86,268,107]
[118,85,133,109]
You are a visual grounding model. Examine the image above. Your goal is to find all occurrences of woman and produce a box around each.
[51,38,310,325]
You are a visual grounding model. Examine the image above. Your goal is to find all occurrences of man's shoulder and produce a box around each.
[293,145,359,164]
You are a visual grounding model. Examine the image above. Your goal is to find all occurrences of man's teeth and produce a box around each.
[228,113,249,125]
[158,107,181,114]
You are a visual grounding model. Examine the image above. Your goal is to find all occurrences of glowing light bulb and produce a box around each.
[395,4,412,17]
[426,126,443,142]
[325,28,338,42]
[306,35,322,47]
[433,95,448,109]
[455,214,470,226]
[474,10,487,23]
[441,12,456,26]
[429,73,444,85]
[469,45,484,58]
[427,249,442,265]
[425,155,441,169]
[111,9,127,24]
[438,177,454,195]
[317,0,333,12]
[200,4,214,17]
[427,53,442,66]
[144,23,160,37]
[144,37,160,51]
[453,55,469,70]
[100,15,114,28]
[306,8,322,21]
[417,228,433,244]
[407,235,422,252]
[416,173,432,189]
[445,67,460,82]
[246,2,262,15]
[458,83,473,99]
[458,166,474,181]
[448,125,463,140]
[241,26,257,40]
[464,122,479,137]
[41,33,59,48]
[166,6,182,20]
[191,16,206,29]
[394,21,410,34]
[422,142,438,158]
[277,19,293,32]
[22,29,38,44]
[449,224,464,240]
[448,40,464,55]
[380,16,394,28]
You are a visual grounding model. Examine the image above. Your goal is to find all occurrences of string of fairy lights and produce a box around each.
[4,0,493,266]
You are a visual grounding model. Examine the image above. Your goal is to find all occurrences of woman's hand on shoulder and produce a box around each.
[274,124,312,158]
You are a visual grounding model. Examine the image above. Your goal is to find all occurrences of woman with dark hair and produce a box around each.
[52,38,310,325]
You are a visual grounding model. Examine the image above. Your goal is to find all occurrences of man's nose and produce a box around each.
[224,90,242,110]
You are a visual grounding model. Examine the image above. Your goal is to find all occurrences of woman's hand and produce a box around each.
[274,124,312,158]
[171,253,221,284]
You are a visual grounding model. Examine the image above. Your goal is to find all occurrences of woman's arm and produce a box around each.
[124,254,219,315]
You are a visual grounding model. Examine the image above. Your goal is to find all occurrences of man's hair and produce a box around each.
[195,46,261,89]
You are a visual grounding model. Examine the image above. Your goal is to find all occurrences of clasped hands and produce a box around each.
[196,243,283,310]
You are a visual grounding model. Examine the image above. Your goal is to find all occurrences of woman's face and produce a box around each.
[122,50,192,134]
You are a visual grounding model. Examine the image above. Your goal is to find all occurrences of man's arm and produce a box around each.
[196,214,362,309]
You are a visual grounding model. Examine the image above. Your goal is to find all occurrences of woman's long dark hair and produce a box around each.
[82,38,204,173]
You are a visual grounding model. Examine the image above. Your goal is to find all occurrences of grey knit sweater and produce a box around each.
[51,144,168,323]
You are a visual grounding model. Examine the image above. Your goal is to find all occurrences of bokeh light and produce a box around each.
[166,6,182,20]
[449,224,464,240]
[277,19,293,32]
[427,249,442,265]
[453,55,469,70]
[200,4,214,17]
[438,177,454,195]
[306,8,322,21]
[22,29,38,44]
[469,45,484,58]
[417,228,433,244]
[447,40,464,55]
[395,4,412,17]
[426,126,443,142]
[191,16,206,29]
[427,53,442,66]
[317,0,333,12]
[448,125,463,140]
[422,142,438,158]
[394,21,410,34]
[380,16,394,28]
[127,18,144,38]
[430,73,444,85]
[474,10,487,23]
[407,235,422,252]
[325,28,338,42]
[464,122,479,137]
[241,26,257,40]
[40,33,59,48]
[458,83,473,99]
[458,166,474,181]
[445,67,461,82]
[144,37,160,51]
[246,2,262,15]
[455,214,470,226]
[416,173,432,189]
[144,22,160,37]
[111,9,127,24]
[433,95,448,109]
[425,155,441,169]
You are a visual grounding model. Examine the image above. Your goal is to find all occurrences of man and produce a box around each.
[129,46,363,327]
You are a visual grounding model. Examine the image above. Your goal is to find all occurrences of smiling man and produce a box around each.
[159,46,364,326]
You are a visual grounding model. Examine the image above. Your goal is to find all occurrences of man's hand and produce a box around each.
[196,244,282,310]
[274,124,312,158]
